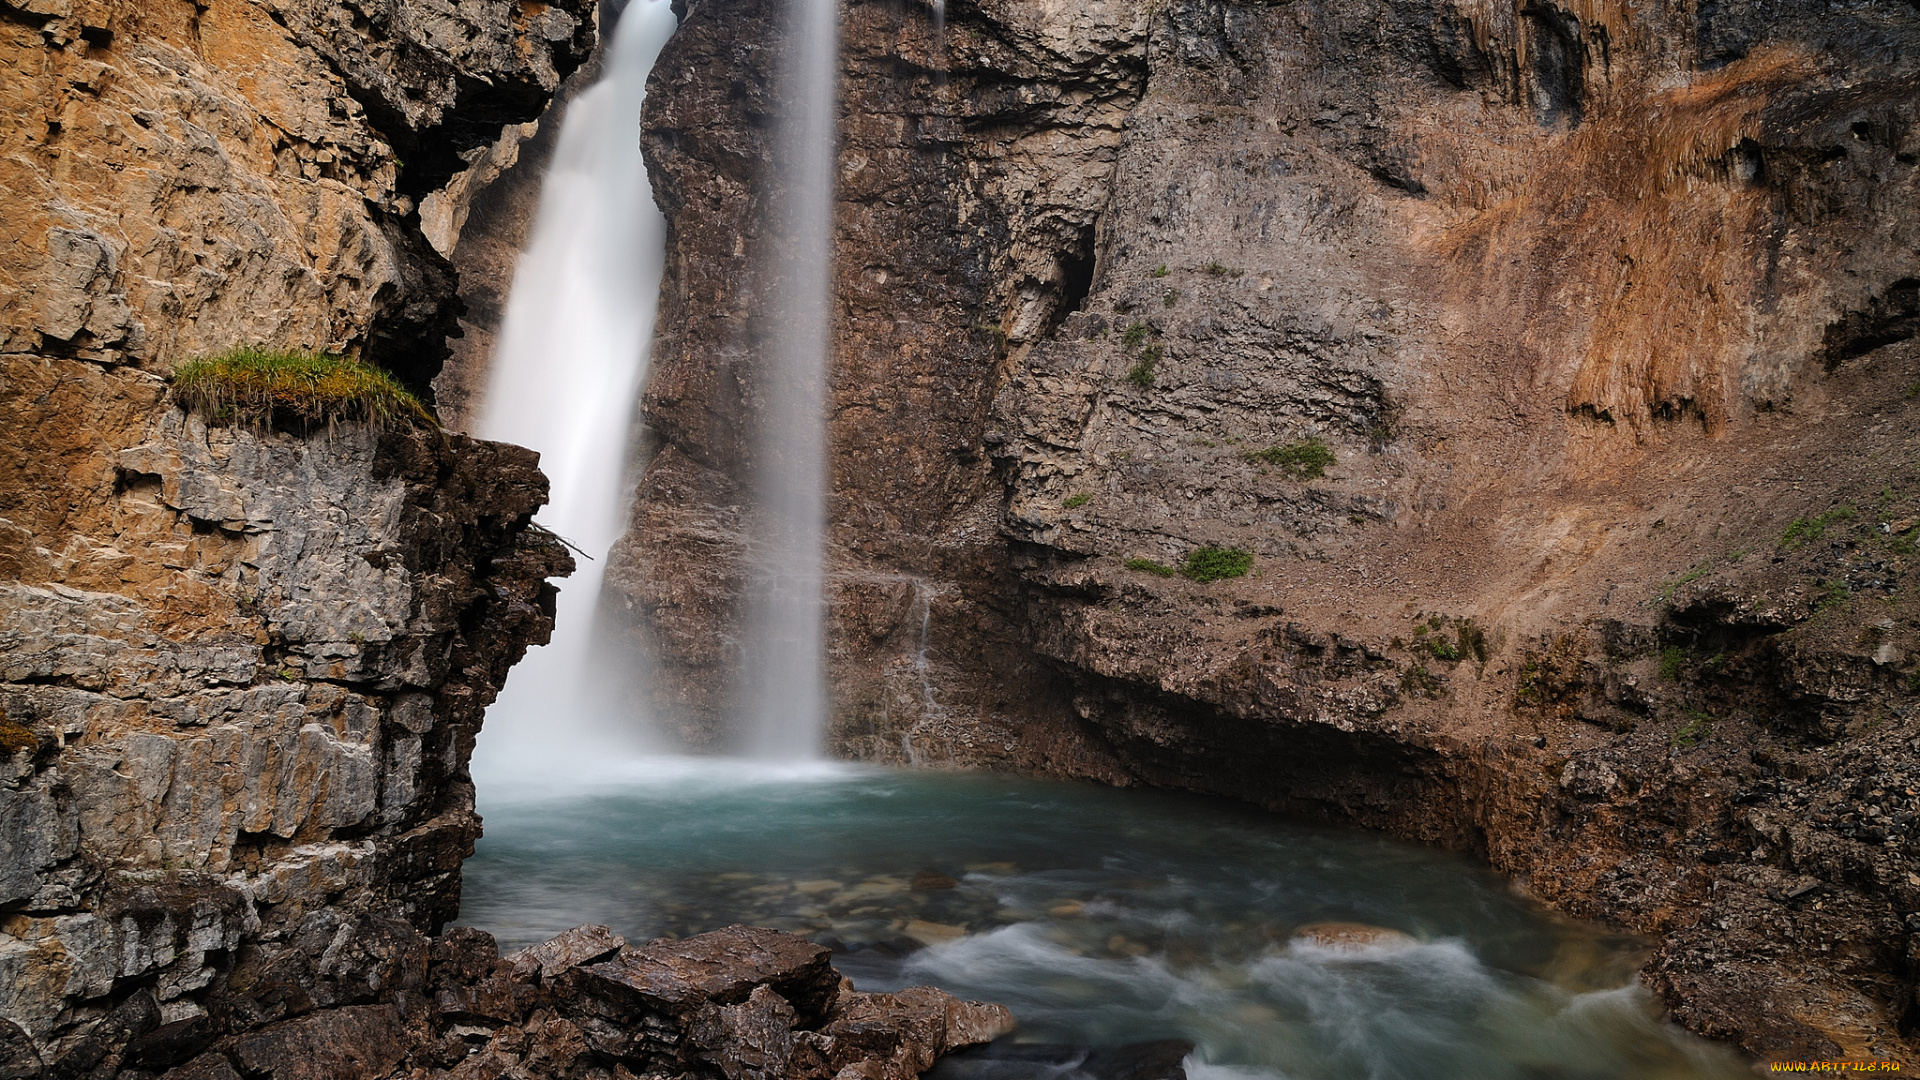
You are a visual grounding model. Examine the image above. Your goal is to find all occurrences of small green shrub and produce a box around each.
[1180,545,1253,583]
[1162,288,1179,307]
[1151,264,1170,278]
[1427,636,1460,662]
[1203,262,1243,278]
[1064,492,1093,509]
[1121,322,1150,348]
[1125,557,1177,578]
[1657,646,1686,681]
[1244,437,1336,480]
[173,347,433,430]
[1126,347,1162,389]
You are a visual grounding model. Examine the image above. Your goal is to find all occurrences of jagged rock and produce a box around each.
[510,924,628,982]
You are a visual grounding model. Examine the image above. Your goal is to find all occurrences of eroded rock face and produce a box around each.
[0,360,570,1068]
[613,0,1920,1059]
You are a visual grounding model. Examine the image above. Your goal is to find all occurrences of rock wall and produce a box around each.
[612,0,1920,1060]
[0,0,594,1067]
[0,364,571,1071]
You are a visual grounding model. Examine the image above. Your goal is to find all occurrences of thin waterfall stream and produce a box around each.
[463,3,1754,1076]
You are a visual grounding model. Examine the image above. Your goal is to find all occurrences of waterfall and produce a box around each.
[470,0,678,777]
[740,0,838,759]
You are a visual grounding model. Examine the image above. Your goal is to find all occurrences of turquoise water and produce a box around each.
[458,759,1750,1080]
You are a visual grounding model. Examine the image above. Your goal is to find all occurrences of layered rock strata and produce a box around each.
[1,0,595,1065]
[606,0,1920,1059]
[0,379,571,1073]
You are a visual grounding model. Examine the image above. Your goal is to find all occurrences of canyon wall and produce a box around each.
[0,0,592,1068]
[609,0,1920,1060]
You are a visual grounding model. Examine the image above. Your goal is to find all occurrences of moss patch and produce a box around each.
[173,347,435,430]
[1124,557,1177,577]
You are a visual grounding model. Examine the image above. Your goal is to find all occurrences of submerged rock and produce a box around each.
[1288,923,1418,952]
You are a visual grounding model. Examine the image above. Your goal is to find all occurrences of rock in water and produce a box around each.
[1289,923,1418,951]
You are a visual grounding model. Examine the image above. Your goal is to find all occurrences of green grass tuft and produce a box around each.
[172,347,434,431]
[1125,557,1177,578]
[1151,264,1170,278]
[1244,437,1336,480]
[1121,322,1150,348]
[1180,545,1253,583]
[1064,492,1093,509]
[1657,646,1686,681]
[1780,505,1856,550]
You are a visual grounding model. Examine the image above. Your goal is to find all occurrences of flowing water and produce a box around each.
[460,760,1751,1080]
[740,0,838,759]
[471,0,677,773]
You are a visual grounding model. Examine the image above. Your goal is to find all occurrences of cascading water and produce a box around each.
[470,0,678,777]
[739,0,839,759]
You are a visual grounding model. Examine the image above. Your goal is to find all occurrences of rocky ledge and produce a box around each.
[0,923,1015,1080]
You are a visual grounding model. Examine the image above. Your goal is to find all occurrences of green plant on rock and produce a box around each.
[1151,264,1170,278]
[1180,545,1253,583]
[1125,557,1177,578]
[1816,576,1852,611]
[1402,664,1442,696]
[1203,262,1243,278]
[1673,708,1714,748]
[1127,345,1163,390]
[1244,437,1336,480]
[1780,505,1856,550]
[172,346,434,430]
[1121,322,1150,348]
[1064,492,1093,509]
[1657,646,1686,681]
[1162,288,1179,307]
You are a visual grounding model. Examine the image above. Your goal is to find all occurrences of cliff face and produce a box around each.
[0,360,571,1072]
[0,0,591,395]
[0,0,591,1067]
[621,0,1920,1059]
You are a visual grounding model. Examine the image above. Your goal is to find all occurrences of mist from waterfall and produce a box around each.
[470,0,677,778]
[739,0,838,759]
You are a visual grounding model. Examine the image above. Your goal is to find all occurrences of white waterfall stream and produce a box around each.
[471,0,678,777]
[740,0,838,759]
